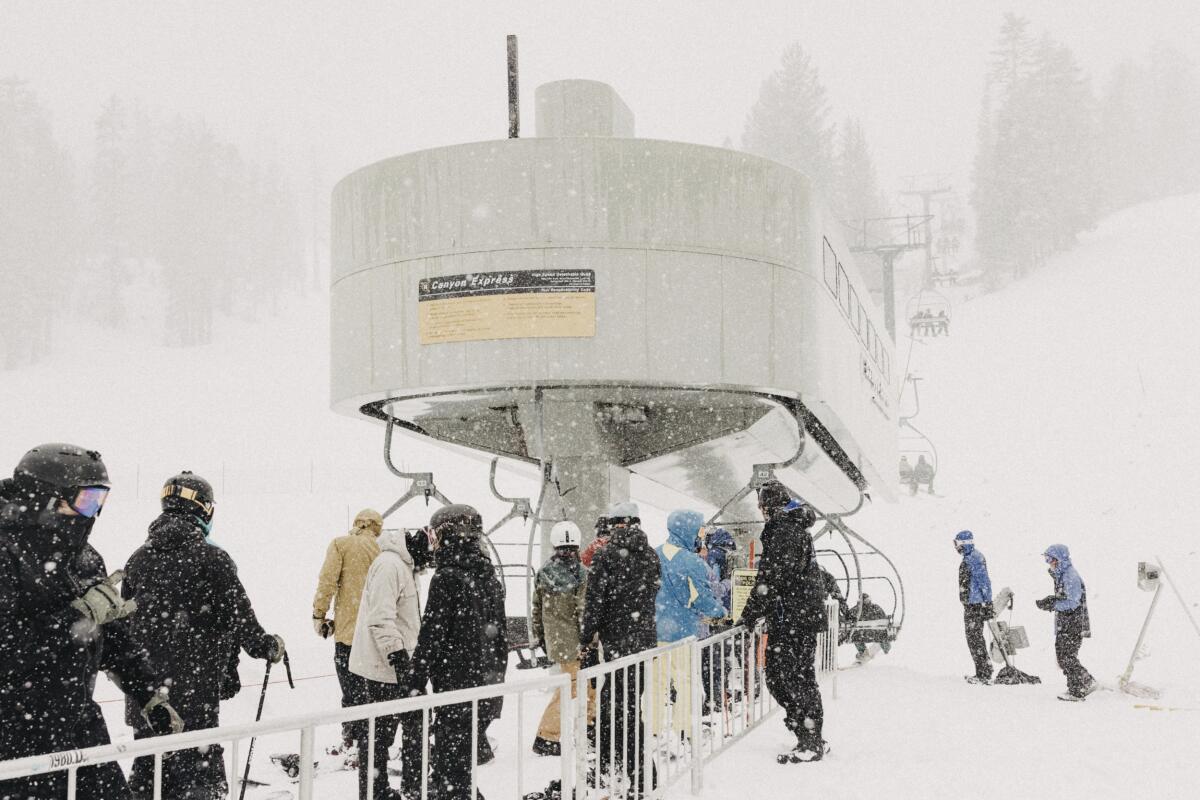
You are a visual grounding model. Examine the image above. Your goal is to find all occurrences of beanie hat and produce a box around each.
[605,501,640,523]
[954,530,974,544]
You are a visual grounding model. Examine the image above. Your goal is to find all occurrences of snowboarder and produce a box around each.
[312,507,384,748]
[122,471,285,800]
[1036,544,1097,701]
[0,444,180,800]
[349,528,433,799]
[736,482,829,763]
[954,530,994,684]
[579,502,661,794]
[530,521,594,757]
[409,504,507,800]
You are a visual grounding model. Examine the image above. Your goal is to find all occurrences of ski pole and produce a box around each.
[283,650,296,689]
[238,660,274,800]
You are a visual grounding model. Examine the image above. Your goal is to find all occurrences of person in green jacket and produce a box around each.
[531,521,596,755]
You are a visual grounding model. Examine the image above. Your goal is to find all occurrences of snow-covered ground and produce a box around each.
[2,194,1199,798]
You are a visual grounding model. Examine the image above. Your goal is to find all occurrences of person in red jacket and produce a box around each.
[580,516,611,567]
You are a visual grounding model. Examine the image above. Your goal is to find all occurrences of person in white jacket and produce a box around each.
[349,529,433,800]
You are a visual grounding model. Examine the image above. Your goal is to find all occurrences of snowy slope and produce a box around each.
[698,193,1200,799]
[2,195,1199,798]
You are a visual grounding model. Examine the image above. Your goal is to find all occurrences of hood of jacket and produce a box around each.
[608,522,653,554]
[350,508,383,537]
[1044,543,1072,574]
[378,529,413,565]
[667,509,704,550]
[436,533,493,575]
[147,510,207,551]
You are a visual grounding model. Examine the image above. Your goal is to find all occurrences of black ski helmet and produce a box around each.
[14,443,110,491]
[161,471,215,523]
[430,503,483,537]
[756,480,792,517]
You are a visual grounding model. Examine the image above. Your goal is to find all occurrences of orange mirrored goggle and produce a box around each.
[162,484,214,516]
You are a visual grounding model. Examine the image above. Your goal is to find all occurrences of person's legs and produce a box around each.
[963,608,992,680]
[357,679,401,800]
[399,708,427,796]
[1056,627,1094,696]
[431,701,475,800]
[764,635,803,741]
[336,642,369,745]
[793,634,823,752]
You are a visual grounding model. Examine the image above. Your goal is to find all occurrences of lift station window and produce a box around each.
[823,238,838,293]
[850,287,862,334]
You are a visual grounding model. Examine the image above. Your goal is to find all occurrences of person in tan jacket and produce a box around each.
[531,521,595,756]
[312,508,383,747]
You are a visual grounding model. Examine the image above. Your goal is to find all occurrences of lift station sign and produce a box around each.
[418,269,596,344]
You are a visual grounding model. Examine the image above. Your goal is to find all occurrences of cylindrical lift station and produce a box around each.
[331,80,898,553]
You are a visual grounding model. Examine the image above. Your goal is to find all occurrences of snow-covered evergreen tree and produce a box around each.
[834,118,886,225]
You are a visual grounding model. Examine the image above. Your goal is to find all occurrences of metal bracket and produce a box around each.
[380,405,452,519]
[706,397,807,527]
[484,458,534,539]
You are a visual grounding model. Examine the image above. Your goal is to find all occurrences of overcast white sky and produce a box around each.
[2,0,1197,209]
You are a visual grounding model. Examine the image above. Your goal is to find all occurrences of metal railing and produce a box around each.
[1,606,842,799]
[0,672,573,800]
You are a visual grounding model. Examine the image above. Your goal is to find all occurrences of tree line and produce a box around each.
[973,13,1200,281]
[0,81,304,369]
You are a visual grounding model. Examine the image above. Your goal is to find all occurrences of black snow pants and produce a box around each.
[429,700,483,800]
[963,604,994,681]
[1055,615,1094,697]
[0,701,133,800]
[596,662,655,797]
[336,642,370,744]
[130,702,225,800]
[357,679,425,800]
[764,631,823,751]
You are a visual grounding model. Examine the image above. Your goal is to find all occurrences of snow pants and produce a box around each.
[429,700,483,800]
[357,679,424,800]
[336,642,370,744]
[764,631,823,751]
[1055,622,1094,697]
[1,701,133,800]
[130,701,225,800]
[963,604,993,681]
[596,661,655,797]
[536,659,596,742]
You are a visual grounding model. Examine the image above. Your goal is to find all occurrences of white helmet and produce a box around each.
[550,521,582,548]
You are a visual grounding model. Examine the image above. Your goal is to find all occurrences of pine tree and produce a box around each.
[742,43,836,190]
[834,118,886,224]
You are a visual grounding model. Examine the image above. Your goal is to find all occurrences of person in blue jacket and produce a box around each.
[1036,544,1096,701]
[954,530,994,684]
[657,510,728,642]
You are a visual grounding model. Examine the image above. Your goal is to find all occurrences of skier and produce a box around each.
[579,502,661,794]
[580,515,610,567]
[898,455,913,486]
[913,455,935,494]
[122,471,286,800]
[654,510,727,736]
[409,504,507,800]
[530,521,594,757]
[312,507,384,749]
[736,482,829,763]
[349,528,434,799]
[0,444,180,800]
[1035,544,1097,701]
[954,530,995,684]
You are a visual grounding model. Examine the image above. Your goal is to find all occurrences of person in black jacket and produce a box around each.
[736,482,828,763]
[122,472,285,800]
[579,502,661,795]
[0,444,180,800]
[409,504,507,800]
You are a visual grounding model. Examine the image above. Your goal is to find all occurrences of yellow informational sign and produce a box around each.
[418,269,596,344]
[730,567,759,624]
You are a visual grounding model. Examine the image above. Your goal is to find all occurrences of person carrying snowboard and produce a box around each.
[1036,544,1097,701]
[122,471,285,800]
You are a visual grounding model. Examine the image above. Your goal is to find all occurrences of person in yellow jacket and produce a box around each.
[312,508,383,747]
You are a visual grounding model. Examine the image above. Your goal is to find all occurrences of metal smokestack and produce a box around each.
[507,35,519,138]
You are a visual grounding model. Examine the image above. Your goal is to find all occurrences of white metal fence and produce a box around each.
[0,605,840,799]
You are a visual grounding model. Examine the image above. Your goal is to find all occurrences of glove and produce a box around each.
[264,633,286,663]
[142,692,185,735]
[71,571,137,626]
[313,617,334,638]
[1035,596,1055,611]
[388,649,411,685]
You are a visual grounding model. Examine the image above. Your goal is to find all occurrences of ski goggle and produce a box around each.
[68,486,110,518]
[161,484,215,517]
